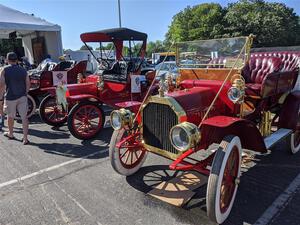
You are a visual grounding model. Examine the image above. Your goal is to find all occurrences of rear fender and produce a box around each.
[279,91,300,130]
[199,116,267,153]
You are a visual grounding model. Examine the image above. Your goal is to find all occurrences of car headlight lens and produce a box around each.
[228,77,245,103]
[110,108,134,130]
[227,87,242,103]
[111,111,122,130]
[170,122,201,152]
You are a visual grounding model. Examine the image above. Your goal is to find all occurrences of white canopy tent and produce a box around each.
[0,4,63,64]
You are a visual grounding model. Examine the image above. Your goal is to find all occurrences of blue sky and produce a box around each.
[0,0,299,50]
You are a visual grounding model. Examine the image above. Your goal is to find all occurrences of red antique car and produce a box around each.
[108,36,300,223]
[23,59,87,119]
[39,28,158,140]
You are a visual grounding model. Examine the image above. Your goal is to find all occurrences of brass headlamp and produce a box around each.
[170,122,201,152]
[110,108,134,130]
[227,75,245,104]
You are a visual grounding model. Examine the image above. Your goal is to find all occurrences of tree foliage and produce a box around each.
[166,3,225,43]
[80,45,93,50]
[165,0,300,47]
[146,40,166,57]
[224,0,300,47]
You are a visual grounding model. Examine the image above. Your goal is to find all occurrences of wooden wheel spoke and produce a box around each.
[120,149,129,159]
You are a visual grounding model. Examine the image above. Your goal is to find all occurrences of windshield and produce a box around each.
[176,37,249,69]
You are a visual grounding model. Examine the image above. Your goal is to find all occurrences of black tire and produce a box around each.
[67,101,104,140]
[206,135,242,224]
[39,95,68,127]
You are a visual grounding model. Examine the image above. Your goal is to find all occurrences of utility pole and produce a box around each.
[118,0,122,28]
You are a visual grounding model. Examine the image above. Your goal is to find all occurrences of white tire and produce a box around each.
[109,129,147,176]
[207,135,242,224]
[290,107,300,154]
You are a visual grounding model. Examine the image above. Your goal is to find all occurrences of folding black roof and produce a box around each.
[80,27,147,42]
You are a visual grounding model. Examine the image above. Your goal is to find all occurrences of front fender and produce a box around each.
[199,116,267,153]
[279,91,300,130]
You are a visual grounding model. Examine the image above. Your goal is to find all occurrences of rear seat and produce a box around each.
[244,51,300,97]
[251,51,300,72]
[243,57,282,96]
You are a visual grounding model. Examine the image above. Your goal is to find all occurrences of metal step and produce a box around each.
[264,128,292,149]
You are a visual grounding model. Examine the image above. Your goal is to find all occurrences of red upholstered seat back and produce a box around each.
[251,51,300,72]
[247,57,282,84]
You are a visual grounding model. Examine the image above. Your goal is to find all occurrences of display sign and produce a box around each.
[52,71,68,86]
[131,75,141,93]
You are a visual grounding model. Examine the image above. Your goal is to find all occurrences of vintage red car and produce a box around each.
[108,35,300,223]
[24,59,87,119]
[39,28,158,140]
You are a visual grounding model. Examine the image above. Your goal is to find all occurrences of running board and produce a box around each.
[264,128,292,149]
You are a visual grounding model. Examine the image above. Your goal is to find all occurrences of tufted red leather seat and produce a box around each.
[251,51,300,72]
[243,56,282,97]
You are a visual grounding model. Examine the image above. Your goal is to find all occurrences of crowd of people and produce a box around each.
[0,52,30,145]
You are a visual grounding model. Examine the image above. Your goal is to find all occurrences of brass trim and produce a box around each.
[143,143,180,160]
[141,95,187,160]
[259,111,272,137]
[169,122,201,152]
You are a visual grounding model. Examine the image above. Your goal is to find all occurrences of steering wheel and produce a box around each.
[98,58,110,69]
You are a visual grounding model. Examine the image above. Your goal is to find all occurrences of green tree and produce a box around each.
[165,3,226,43]
[146,40,166,57]
[224,0,300,47]
[80,45,93,50]
[165,0,300,47]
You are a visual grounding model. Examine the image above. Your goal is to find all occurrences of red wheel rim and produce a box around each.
[118,131,146,169]
[44,98,67,123]
[72,104,103,138]
[220,146,239,213]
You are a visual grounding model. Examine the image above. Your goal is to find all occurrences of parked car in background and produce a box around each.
[39,28,159,140]
[155,61,178,80]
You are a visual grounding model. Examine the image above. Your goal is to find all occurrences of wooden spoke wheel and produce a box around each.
[109,129,147,176]
[67,102,104,140]
[15,95,36,120]
[290,108,300,154]
[39,95,68,127]
[207,135,242,224]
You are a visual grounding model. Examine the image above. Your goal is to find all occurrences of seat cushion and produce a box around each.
[245,83,262,96]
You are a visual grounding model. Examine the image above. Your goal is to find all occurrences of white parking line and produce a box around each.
[0,150,107,189]
[253,173,300,225]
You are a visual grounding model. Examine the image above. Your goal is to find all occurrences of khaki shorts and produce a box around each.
[4,96,28,120]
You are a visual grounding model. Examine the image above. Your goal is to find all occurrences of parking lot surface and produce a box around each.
[0,115,299,225]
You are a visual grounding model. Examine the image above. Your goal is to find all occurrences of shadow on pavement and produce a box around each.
[126,138,300,225]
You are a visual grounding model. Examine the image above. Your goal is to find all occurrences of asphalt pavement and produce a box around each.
[0,114,299,225]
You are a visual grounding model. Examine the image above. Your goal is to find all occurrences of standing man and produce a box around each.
[0,52,30,144]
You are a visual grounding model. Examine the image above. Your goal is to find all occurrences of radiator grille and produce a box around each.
[143,103,179,155]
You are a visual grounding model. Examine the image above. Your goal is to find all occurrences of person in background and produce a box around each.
[0,52,30,144]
